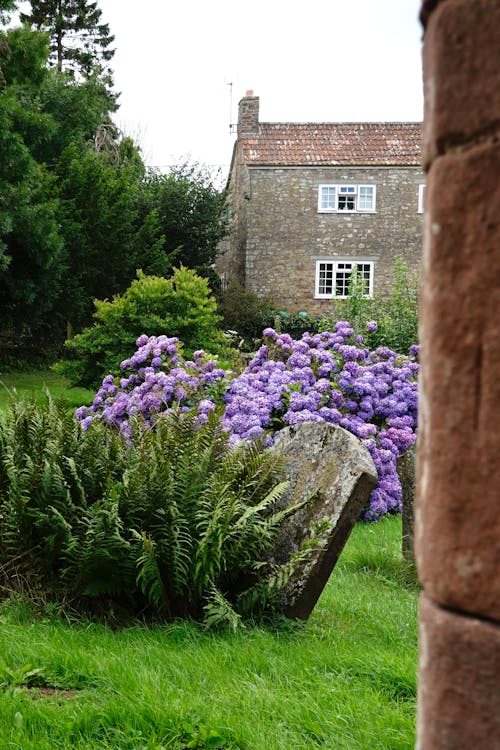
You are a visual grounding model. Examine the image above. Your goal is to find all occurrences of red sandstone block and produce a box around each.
[416,140,500,621]
[417,594,500,749]
[422,0,500,165]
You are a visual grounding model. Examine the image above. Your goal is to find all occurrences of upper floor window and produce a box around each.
[315,260,374,299]
[418,184,425,213]
[318,184,376,213]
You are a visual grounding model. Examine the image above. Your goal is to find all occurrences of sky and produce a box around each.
[17,0,425,180]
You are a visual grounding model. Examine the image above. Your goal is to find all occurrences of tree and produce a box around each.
[144,163,230,286]
[34,68,115,165]
[52,140,163,332]
[0,25,66,340]
[0,0,15,25]
[20,0,114,84]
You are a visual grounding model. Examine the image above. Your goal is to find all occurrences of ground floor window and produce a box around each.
[315,260,374,299]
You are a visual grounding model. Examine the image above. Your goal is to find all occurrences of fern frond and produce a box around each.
[132,530,166,611]
[236,518,330,616]
[203,583,243,632]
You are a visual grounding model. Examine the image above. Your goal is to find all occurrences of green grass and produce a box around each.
[0,370,94,412]
[0,517,419,749]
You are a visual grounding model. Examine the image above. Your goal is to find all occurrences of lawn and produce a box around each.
[0,370,94,413]
[0,517,419,750]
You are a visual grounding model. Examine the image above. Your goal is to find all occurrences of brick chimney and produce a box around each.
[237,90,260,136]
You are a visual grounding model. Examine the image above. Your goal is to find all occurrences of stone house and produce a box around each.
[216,91,424,314]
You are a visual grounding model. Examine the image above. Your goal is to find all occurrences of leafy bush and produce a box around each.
[0,397,313,626]
[56,267,227,389]
[217,283,321,351]
[217,282,276,348]
[78,326,419,521]
[321,257,419,354]
[262,309,322,340]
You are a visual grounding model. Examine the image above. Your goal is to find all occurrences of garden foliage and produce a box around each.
[77,323,419,521]
[0,396,313,626]
[322,257,419,355]
[57,267,227,388]
[218,282,321,350]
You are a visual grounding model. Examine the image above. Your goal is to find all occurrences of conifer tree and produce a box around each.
[21,0,114,83]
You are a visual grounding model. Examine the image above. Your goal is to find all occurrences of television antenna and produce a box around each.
[228,82,237,135]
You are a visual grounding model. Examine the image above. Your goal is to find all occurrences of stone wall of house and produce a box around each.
[242,165,424,313]
[416,0,500,747]
[216,150,250,288]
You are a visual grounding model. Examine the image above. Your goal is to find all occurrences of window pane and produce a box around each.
[320,186,336,210]
[358,186,374,210]
[335,262,353,296]
[418,184,425,213]
[355,263,369,294]
[318,262,333,294]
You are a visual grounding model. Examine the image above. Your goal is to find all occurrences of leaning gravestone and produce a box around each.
[397,444,417,564]
[269,422,377,620]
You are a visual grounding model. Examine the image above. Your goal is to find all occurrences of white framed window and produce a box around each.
[418,184,426,213]
[318,184,376,213]
[315,260,374,299]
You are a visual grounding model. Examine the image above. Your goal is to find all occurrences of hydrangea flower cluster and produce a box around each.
[75,334,228,437]
[77,325,419,521]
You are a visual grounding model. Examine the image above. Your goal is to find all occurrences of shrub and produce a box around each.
[217,282,276,348]
[75,335,229,437]
[78,326,419,522]
[0,396,313,627]
[56,267,227,389]
[217,284,321,351]
[261,309,322,340]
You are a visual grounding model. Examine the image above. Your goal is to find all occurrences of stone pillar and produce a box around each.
[416,1,500,748]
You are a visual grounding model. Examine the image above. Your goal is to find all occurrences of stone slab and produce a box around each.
[270,422,377,620]
[397,444,417,563]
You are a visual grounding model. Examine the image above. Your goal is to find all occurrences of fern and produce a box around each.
[62,490,135,597]
[0,398,312,625]
[203,583,243,632]
[132,530,166,611]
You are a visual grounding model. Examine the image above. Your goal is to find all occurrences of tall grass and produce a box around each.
[0,517,418,749]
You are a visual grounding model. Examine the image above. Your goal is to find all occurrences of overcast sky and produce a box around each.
[18,1,425,179]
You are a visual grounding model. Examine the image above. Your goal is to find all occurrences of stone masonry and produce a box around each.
[416,1,500,747]
[245,165,423,313]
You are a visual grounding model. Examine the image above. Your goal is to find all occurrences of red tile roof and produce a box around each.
[240,122,422,166]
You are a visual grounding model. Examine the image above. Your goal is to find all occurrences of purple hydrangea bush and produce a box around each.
[77,324,419,521]
[75,334,228,438]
